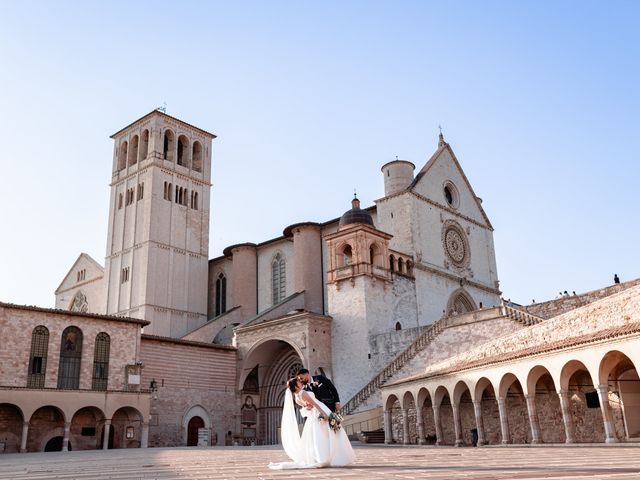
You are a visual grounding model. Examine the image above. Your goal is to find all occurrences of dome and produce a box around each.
[338,196,374,229]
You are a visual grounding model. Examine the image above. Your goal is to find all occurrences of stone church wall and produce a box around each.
[525,278,640,319]
[140,336,238,447]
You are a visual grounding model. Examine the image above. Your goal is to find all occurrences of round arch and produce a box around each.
[239,337,305,390]
[183,405,212,446]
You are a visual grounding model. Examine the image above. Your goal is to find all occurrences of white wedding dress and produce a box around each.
[268,389,357,469]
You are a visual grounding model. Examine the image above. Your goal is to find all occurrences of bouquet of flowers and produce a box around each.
[319,411,343,433]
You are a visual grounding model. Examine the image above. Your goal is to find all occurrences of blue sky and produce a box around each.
[0,1,638,308]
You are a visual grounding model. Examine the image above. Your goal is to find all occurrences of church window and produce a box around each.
[163,182,167,200]
[183,188,188,206]
[92,332,110,391]
[215,273,227,316]
[177,135,189,167]
[118,141,128,170]
[163,129,175,161]
[192,141,203,172]
[398,258,405,274]
[140,129,149,161]
[77,269,86,282]
[118,193,123,210]
[57,326,83,390]
[27,326,49,388]
[271,253,286,305]
[121,267,130,283]
[194,192,198,210]
[389,255,395,272]
[137,182,144,201]
[168,183,173,202]
[443,181,459,209]
[175,186,179,203]
[129,135,139,166]
[395,321,402,331]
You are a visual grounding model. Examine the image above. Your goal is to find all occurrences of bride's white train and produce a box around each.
[268,379,357,469]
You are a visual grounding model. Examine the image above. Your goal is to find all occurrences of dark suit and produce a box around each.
[306,374,340,412]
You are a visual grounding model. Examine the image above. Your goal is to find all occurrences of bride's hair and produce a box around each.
[287,377,299,394]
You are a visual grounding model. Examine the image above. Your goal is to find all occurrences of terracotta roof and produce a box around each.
[0,302,150,326]
[141,334,236,351]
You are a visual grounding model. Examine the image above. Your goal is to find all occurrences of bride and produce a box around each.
[268,377,357,469]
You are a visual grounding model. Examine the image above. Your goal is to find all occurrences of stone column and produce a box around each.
[20,422,29,453]
[102,419,111,450]
[383,409,393,444]
[557,390,575,444]
[62,421,71,452]
[596,385,618,443]
[432,405,443,446]
[452,404,463,447]
[524,394,542,444]
[141,422,150,448]
[416,408,426,445]
[401,409,410,444]
[497,398,510,445]
[472,401,486,446]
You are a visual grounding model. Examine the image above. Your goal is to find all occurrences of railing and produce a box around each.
[343,415,384,437]
[501,304,544,326]
[341,305,544,416]
[341,318,447,415]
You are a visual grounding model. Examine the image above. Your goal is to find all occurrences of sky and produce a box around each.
[0,1,638,308]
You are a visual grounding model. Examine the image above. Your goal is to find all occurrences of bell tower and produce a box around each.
[325,196,396,401]
[104,110,215,336]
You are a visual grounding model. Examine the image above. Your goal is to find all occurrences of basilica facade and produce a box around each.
[1,111,638,452]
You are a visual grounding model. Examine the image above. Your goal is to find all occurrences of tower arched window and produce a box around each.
[369,243,381,266]
[192,141,203,172]
[272,253,286,305]
[118,192,123,209]
[177,135,189,167]
[168,183,173,202]
[215,273,227,316]
[163,129,175,161]
[389,254,395,272]
[57,326,83,390]
[341,245,353,267]
[194,192,198,210]
[27,326,49,388]
[118,141,128,170]
[398,258,405,274]
[395,321,402,331]
[128,135,139,166]
[92,332,110,391]
[140,129,149,160]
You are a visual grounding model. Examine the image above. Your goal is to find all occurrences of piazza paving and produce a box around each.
[1,444,640,480]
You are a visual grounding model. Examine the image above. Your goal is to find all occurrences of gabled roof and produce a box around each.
[55,253,104,294]
[409,140,493,229]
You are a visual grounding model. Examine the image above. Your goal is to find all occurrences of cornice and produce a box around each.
[414,261,501,295]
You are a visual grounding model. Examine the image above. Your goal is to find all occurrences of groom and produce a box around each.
[297,368,341,412]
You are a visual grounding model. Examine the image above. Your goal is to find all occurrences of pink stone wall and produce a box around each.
[140,337,238,447]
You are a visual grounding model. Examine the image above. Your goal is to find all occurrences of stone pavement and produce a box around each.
[1,444,640,480]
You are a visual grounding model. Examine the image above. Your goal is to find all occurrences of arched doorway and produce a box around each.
[187,416,205,446]
[0,403,24,453]
[111,407,143,448]
[71,406,105,450]
[240,339,303,445]
[28,406,65,452]
[44,436,71,451]
[447,289,476,315]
